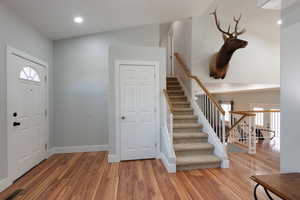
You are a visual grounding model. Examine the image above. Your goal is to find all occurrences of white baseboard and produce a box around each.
[108,154,120,163]
[159,153,176,173]
[49,145,109,155]
[47,148,55,158]
[0,177,12,192]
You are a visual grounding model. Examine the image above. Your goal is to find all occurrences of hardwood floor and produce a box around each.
[0,143,280,200]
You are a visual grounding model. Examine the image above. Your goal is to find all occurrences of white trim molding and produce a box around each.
[159,153,176,173]
[49,145,108,155]
[108,154,120,163]
[160,125,176,173]
[0,177,12,192]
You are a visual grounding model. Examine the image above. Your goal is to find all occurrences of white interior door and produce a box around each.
[7,50,47,181]
[119,64,158,161]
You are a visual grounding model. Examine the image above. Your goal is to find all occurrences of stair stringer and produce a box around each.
[160,126,176,173]
[177,77,229,168]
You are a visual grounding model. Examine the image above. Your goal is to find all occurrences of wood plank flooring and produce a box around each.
[0,143,280,200]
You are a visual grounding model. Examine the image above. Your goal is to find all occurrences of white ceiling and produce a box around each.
[204,83,280,94]
[3,0,213,40]
[260,0,282,9]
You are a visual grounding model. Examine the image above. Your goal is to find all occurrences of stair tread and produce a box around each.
[174,142,214,151]
[173,123,202,128]
[174,132,208,139]
[176,154,221,165]
[167,90,183,92]
[172,102,190,105]
[169,95,185,98]
[167,91,184,94]
[174,115,197,119]
[173,108,193,111]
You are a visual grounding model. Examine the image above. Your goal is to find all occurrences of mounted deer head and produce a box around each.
[209,9,248,79]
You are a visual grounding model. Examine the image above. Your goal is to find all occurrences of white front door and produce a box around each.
[119,64,158,160]
[7,50,47,181]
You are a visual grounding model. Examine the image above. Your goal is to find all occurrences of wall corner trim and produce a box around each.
[108,154,120,163]
[159,153,176,173]
[0,177,12,192]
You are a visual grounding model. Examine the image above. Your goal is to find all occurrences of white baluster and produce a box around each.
[221,114,225,144]
[248,116,256,154]
[212,105,215,131]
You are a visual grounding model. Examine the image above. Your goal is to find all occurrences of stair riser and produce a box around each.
[173,111,193,115]
[174,138,208,144]
[167,92,184,96]
[167,86,182,90]
[172,104,190,108]
[170,97,188,102]
[177,162,220,171]
[167,77,177,81]
[176,149,214,156]
[174,127,202,133]
[167,81,180,86]
[174,119,198,123]
[168,90,184,93]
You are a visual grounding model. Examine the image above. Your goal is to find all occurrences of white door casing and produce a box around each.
[7,46,49,182]
[115,61,160,161]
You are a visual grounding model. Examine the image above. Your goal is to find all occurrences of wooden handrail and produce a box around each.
[230,111,256,116]
[228,109,280,135]
[230,110,280,114]
[163,89,174,113]
[227,115,248,133]
[174,53,225,115]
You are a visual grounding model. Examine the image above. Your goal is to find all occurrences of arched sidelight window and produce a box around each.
[19,66,41,82]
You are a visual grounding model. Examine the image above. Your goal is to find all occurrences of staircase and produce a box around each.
[167,77,221,171]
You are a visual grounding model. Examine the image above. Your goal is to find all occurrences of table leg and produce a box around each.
[264,188,274,200]
[254,183,260,200]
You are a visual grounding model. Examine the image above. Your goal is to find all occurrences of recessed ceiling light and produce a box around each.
[74,16,84,24]
[277,19,282,25]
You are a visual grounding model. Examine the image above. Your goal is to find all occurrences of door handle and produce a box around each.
[13,122,21,127]
[121,116,126,120]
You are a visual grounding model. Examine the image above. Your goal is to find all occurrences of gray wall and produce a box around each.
[0,2,53,180]
[109,45,166,155]
[53,24,160,148]
[281,0,300,172]
[171,19,193,93]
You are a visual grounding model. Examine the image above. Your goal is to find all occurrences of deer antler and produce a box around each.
[233,14,246,37]
[210,9,233,37]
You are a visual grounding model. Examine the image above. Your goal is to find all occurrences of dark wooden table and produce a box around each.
[250,173,300,200]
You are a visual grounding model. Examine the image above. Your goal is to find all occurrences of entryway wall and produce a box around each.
[53,24,161,151]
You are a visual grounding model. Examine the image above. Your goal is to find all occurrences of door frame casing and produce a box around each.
[6,46,49,182]
[114,60,160,161]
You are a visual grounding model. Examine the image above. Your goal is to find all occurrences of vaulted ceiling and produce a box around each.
[3,0,213,40]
